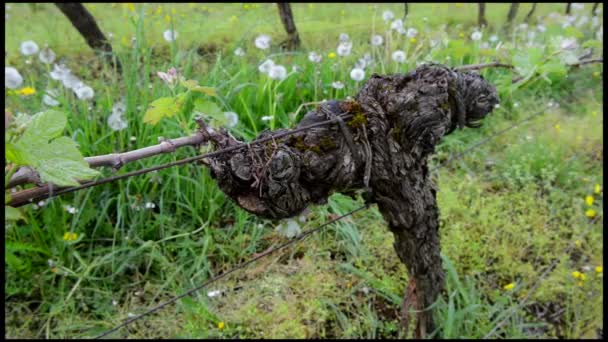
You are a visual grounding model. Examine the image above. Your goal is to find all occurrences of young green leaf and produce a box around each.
[143,96,183,125]
[5,206,25,222]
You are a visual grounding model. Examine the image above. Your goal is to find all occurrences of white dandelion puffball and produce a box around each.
[308,51,322,63]
[5,66,23,89]
[74,85,94,100]
[258,59,275,74]
[234,47,245,56]
[20,40,39,56]
[391,50,406,63]
[396,26,406,35]
[382,10,394,22]
[163,29,178,42]
[50,63,71,81]
[489,35,499,42]
[43,89,60,106]
[371,34,383,46]
[355,58,367,69]
[331,81,344,89]
[268,65,287,80]
[39,47,56,64]
[391,19,403,31]
[62,74,83,90]
[337,41,352,56]
[350,68,365,82]
[108,112,128,131]
[471,31,482,41]
[224,111,239,128]
[406,28,418,38]
[339,33,350,42]
[254,34,271,50]
[112,101,126,117]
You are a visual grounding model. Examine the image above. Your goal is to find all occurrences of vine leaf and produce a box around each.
[143,96,183,125]
[6,110,100,187]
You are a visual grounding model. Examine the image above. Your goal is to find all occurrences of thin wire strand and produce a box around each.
[94,204,369,339]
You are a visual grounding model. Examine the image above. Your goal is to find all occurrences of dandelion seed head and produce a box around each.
[471,31,483,41]
[337,41,352,56]
[382,10,394,22]
[391,50,406,63]
[5,66,23,89]
[234,47,245,56]
[224,111,239,128]
[258,59,275,74]
[339,33,349,42]
[254,34,271,50]
[43,89,60,106]
[39,47,56,64]
[406,27,418,38]
[371,34,384,46]
[268,65,287,80]
[331,81,344,89]
[308,51,322,63]
[20,40,39,56]
[163,29,178,42]
[350,68,365,82]
[391,19,403,31]
[74,85,94,100]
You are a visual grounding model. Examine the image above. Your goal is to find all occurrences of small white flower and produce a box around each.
[207,290,222,298]
[308,51,322,63]
[254,34,271,50]
[75,85,94,100]
[514,102,519,108]
[471,31,482,41]
[112,299,118,306]
[350,68,365,81]
[339,33,349,42]
[560,37,578,50]
[390,19,403,31]
[224,111,239,128]
[268,65,287,80]
[64,205,78,214]
[5,66,23,89]
[261,115,273,121]
[43,89,60,106]
[38,200,47,207]
[258,59,275,74]
[38,47,56,64]
[144,202,156,209]
[163,29,178,42]
[20,40,39,56]
[382,10,394,22]
[536,24,546,32]
[406,27,418,38]
[371,34,383,46]
[337,41,352,56]
[331,81,344,89]
[489,35,499,42]
[391,50,406,63]
[234,47,245,56]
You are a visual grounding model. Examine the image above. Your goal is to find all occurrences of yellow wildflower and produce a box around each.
[243,4,250,9]
[328,52,337,59]
[410,37,417,44]
[165,14,171,23]
[156,6,162,15]
[585,195,594,206]
[63,232,78,241]
[126,3,135,12]
[574,240,582,247]
[572,271,586,281]
[503,282,515,290]
[594,184,601,194]
[459,32,465,38]
[218,321,225,330]
[596,266,603,274]
[554,123,561,132]
[17,87,36,96]
[585,209,596,218]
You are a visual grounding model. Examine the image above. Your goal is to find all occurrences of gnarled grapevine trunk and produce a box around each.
[202,64,499,337]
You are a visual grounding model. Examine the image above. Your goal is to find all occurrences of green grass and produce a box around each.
[5,2,604,339]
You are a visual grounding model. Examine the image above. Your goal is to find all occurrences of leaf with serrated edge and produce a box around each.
[21,110,66,143]
[143,97,181,125]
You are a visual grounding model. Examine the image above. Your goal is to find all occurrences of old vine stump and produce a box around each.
[203,63,499,337]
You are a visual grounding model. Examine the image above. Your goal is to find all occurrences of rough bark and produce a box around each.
[404,3,409,20]
[506,3,519,25]
[276,3,301,50]
[478,3,488,28]
[525,3,537,23]
[203,63,499,336]
[565,3,572,15]
[55,3,120,71]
